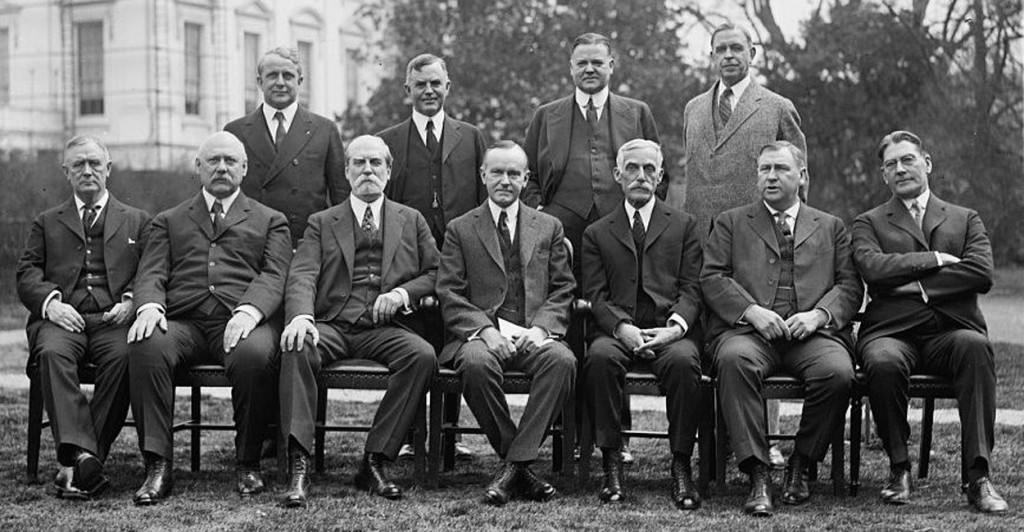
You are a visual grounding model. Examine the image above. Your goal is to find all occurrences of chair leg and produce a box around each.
[413,395,427,482]
[442,392,458,472]
[714,390,727,489]
[698,383,715,496]
[578,391,594,486]
[831,412,846,497]
[919,397,935,479]
[427,387,443,488]
[315,385,328,474]
[552,414,564,474]
[27,372,44,483]
[560,394,576,486]
[849,396,862,496]
[191,386,201,472]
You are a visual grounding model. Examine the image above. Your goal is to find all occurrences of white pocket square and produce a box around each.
[128,238,137,245]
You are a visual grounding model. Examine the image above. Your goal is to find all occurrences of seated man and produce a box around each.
[277,135,439,506]
[581,139,703,509]
[17,135,150,499]
[436,140,576,506]
[852,130,1007,513]
[127,132,292,505]
[701,141,861,517]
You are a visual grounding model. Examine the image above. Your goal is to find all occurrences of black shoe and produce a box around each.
[598,450,624,503]
[53,466,108,500]
[133,455,173,506]
[743,463,774,517]
[965,477,1008,514]
[671,455,701,511]
[781,453,811,506]
[880,465,911,505]
[483,462,516,506]
[354,453,402,500]
[517,464,556,502]
[282,448,311,508]
[236,463,265,497]
[72,450,105,494]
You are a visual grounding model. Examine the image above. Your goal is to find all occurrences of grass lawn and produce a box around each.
[2,390,1022,531]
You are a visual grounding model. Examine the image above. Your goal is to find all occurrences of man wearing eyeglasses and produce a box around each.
[581,139,703,510]
[852,130,1007,514]
[276,135,439,506]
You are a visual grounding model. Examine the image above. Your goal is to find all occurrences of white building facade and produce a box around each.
[0,0,381,169]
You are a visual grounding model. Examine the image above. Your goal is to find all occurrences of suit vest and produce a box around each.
[562,106,616,217]
[69,207,114,312]
[338,213,384,327]
[404,125,446,244]
[632,225,657,328]
[771,219,796,318]
[496,218,526,327]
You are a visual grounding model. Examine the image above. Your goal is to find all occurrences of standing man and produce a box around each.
[224,47,348,247]
[852,130,1007,514]
[377,53,487,247]
[277,135,439,506]
[127,132,291,505]
[581,140,703,510]
[17,136,150,499]
[701,142,860,517]
[437,141,576,506]
[681,23,806,239]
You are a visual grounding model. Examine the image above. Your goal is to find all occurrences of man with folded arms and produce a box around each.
[436,140,576,506]
[17,135,150,499]
[701,141,860,517]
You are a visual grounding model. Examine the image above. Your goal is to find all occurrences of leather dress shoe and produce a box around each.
[880,466,911,505]
[743,463,774,517]
[598,450,624,503]
[671,455,701,511]
[517,464,556,502]
[236,463,265,497]
[72,450,105,493]
[965,477,1008,514]
[397,444,416,460]
[781,453,811,505]
[282,450,311,508]
[354,453,402,500]
[483,462,516,506]
[53,466,107,500]
[133,455,173,506]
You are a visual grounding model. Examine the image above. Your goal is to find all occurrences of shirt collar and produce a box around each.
[350,194,385,229]
[575,87,609,114]
[900,189,931,213]
[262,101,298,128]
[763,200,800,221]
[74,190,109,214]
[718,75,751,104]
[623,197,656,230]
[203,188,241,215]
[412,109,445,140]
[487,199,520,226]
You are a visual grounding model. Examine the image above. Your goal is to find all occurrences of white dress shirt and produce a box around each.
[412,110,445,147]
[575,87,609,122]
[262,101,298,143]
[717,75,752,113]
[621,198,689,334]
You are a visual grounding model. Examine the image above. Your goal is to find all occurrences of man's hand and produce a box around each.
[128,307,167,343]
[743,305,791,341]
[616,322,654,359]
[223,312,258,353]
[638,324,685,352]
[45,300,85,333]
[937,252,961,266]
[101,299,135,326]
[372,291,405,325]
[785,310,827,341]
[281,318,318,352]
[480,327,514,362]
[514,326,549,355]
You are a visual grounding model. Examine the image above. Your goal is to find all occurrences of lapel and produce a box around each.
[330,199,357,280]
[266,106,317,187]
[546,97,575,174]
[609,205,637,257]
[716,80,762,149]
[241,106,276,172]
[380,200,404,282]
[696,84,717,153]
[643,200,671,252]
[57,197,85,243]
[441,115,462,163]
[921,194,948,244]
[884,196,928,248]
[746,202,780,256]
[391,118,413,183]
[792,203,821,250]
[216,193,253,239]
[607,93,634,150]
[519,205,542,270]
[103,196,127,243]
[472,204,505,274]
[187,193,216,241]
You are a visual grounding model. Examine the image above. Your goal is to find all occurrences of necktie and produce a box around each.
[498,210,512,250]
[211,200,224,233]
[274,111,286,151]
[361,205,375,232]
[426,119,439,154]
[719,87,733,125]
[82,204,98,230]
[775,211,793,243]
[586,97,598,126]
[909,201,923,230]
[632,209,646,244]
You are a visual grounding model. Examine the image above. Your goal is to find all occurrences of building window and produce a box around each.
[244,32,260,113]
[345,48,359,107]
[184,23,201,115]
[0,27,9,106]
[77,22,104,115]
[297,40,311,107]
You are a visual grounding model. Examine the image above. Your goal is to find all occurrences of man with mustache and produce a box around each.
[127,131,291,505]
[581,139,703,510]
[276,135,439,506]
[17,135,151,499]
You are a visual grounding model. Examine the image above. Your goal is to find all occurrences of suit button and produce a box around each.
[769,279,775,284]
[209,285,216,292]
[769,258,776,264]
[291,187,298,193]
[77,245,82,250]
[211,243,217,248]
[209,261,215,267]
[87,286,93,291]
[86,249,92,254]
[292,159,299,165]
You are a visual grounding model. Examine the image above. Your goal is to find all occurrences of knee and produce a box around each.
[663,342,701,373]
[860,343,907,380]
[585,338,623,371]
[456,343,499,379]
[408,338,439,374]
[226,343,276,379]
[547,344,577,376]
[714,344,749,377]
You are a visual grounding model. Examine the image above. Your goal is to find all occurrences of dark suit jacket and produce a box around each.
[436,202,576,364]
[681,80,805,237]
[700,201,862,354]
[285,198,439,323]
[582,199,702,338]
[224,105,348,245]
[377,115,487,244]
[522,93,665,214]
[17,195,151,321]
[134,193,291,320]
[852,194,993,348]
